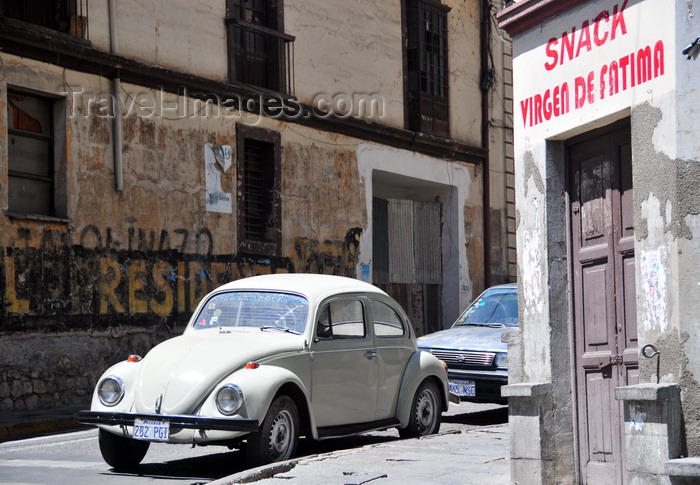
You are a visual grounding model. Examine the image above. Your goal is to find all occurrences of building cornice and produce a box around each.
[496,0,590,37]
[0,17,486,164]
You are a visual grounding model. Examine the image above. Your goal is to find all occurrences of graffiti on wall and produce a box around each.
[1,226,362,332]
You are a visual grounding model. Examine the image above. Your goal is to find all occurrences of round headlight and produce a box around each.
[493,352,508,369]
[97,376,124,406]
[216,384,244,415]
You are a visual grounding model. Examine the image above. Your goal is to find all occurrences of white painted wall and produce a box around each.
[357,144,474,329]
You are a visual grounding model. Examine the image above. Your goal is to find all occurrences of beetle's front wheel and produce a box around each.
[246,395,299,467]
[399,379,442,439]
[98,428,150,470]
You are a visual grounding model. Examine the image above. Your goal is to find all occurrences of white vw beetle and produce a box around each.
[79,274,450,469]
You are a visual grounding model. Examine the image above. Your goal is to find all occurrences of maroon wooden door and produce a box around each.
[568,120,638,485]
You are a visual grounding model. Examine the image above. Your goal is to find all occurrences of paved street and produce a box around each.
[0,403,508,484]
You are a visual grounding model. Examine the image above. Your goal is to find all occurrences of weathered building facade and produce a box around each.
[498,0,699,483]
[0,1,514,416]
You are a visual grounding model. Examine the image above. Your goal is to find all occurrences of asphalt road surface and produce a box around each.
[0,402,507,485]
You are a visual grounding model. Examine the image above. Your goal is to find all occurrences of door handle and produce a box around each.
[364,351,377,360]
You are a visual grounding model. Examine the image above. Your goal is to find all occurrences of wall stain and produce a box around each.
[1,225,362,333]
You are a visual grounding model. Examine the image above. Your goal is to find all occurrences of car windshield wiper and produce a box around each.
[260,326,300,335]
[456,322,506,328]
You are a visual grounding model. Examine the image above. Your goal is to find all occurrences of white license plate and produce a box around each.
[133,419,170,442]
[449,379,476,397]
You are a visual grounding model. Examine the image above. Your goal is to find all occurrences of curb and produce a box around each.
[210,429,468,485]
[0,406,87,443]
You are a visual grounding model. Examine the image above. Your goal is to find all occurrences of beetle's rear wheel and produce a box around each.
[246,395,299,467]
[98,428,150,470]
[399,379,442,439]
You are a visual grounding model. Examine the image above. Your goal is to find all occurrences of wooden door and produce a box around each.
[568,120,637,485]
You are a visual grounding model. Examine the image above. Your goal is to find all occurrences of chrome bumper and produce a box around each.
[77,410,258,432]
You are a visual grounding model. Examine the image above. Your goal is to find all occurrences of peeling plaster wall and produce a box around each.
[0,55,371,412]
[0,49,483,412]
[632,99,700,454]
[503,0,699,481]
[0,0,503,420]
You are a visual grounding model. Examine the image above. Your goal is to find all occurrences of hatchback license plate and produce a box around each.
[133,419,170,441]
[449,379,476,397]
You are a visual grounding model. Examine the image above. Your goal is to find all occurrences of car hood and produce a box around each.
[132,330,303,415]
[417,325,514,353]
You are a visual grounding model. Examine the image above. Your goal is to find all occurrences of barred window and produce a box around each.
[225,0,294,94]
[405,0,450,137]
[236,125,281,255]
[1,0,88,37]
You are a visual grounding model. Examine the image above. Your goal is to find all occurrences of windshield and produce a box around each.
[192,291,309,334]
[453,287,518,327]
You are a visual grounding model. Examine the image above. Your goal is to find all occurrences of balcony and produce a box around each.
[1,0,88,38]
[227,18,294,95]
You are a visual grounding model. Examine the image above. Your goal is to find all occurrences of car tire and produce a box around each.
[246,395,300,467]
[98,428,150,470]
[399,379,442,439]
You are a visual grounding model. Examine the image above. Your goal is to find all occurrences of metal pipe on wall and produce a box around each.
[108,0,123,191]
[481,0,492,289]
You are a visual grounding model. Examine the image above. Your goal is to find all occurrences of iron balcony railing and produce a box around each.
[227,18,295,95]
[0,0,88,38]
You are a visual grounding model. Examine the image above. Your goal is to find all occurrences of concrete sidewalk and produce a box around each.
[211,423,511,485]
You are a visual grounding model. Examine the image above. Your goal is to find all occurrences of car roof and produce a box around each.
[487,283,517,289]
[215,273,389,302]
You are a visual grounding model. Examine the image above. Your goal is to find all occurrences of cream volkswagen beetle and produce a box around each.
[79,274,450,469]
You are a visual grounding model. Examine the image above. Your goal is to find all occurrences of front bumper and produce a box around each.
[448,372,508,403]
[77,410,259,433]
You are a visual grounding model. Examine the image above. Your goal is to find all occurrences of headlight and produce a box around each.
[493,352,508,369]
[216,384,244,415]
[97,376,124,406]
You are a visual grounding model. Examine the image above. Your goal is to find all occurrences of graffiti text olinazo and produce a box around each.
[2,227,362,332]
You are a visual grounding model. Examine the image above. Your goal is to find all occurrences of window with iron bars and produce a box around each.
[405,0,450,137]
[226,0,294,94]
[236,125,281,256]
[0,0,88,37]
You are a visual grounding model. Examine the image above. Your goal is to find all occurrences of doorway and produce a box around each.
[373,197,442,337]
[567,119,638,484]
